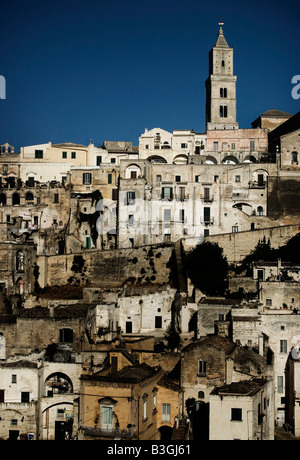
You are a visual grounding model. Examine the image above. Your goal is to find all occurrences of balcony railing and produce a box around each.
[83,427,134,440]
[200,217,214,225]
[249,181,266,189]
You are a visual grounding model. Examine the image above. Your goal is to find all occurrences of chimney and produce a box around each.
[225,358,234,384]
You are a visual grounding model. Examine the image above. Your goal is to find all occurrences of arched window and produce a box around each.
[257,206,263,216]
[220,106,227,118]
[45,372,73,396]
[25,192,34,204]
[12,193,20,206]
[220,88,227,98]
[198,391,205,399]
[98,397,117,430]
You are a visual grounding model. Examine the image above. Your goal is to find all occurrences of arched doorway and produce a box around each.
[158,425,173,442]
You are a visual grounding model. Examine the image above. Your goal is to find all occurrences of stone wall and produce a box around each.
[37,243,176,289]
[203,224,300,263]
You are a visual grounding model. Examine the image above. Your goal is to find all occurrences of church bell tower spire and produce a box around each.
[205,22,239,131]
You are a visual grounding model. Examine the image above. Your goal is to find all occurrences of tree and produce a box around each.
[185,241,228,296]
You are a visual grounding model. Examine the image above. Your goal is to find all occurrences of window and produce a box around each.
[204,229,209,238]
[162,403,171,422]
[175,175,181,182]
[11,374,17,383]
[280,340,287,354]
[62,151,67,159]
[213,142,218,152]
[257,206,263,216]
[71,152,76,159]
[203,207,211,223]
[231,143,236,150]
[35,150,43,159]
[100,404,114,430]
[220,106,227,118]
[156,175,162,182]
[128,215,134,226]
[181,143,187,148]
[220,87,227,98]
[161,187,173,200]
[96,156,102,166]
[179,209,185,223]
[266,298,272,307]
[250,140,255,151]
[257,174,264,186]
[232,225,238,233]
[198,360,207,375]
[221,60,225,67]
[83,173,92,185]
[53,193,59,203]
[21,392,30,403]
[112,189,118,201]
[108,173,112,184]
[3,164,8,175]
[155,316,162,329]
[153,389,157,412]
[0,390,4,403]
[204,188,210,201]
[198,391,205,399]
[235,175,240,182]
[111,158,116,164]
[126,191,135,205]
[256,271,264,284]
[59,328,73,343]
[126,321,132,333]
[278,376,284,393]
[292,151,298,163]
[11,419,18,426]
[231,408,242,421]
[164,209,171,222]
[143,396,148,420]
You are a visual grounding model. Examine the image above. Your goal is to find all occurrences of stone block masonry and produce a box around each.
[37,243,176,289]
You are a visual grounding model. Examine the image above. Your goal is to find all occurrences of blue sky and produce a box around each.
[0,0,299,151]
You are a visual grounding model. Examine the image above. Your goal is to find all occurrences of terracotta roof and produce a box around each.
[0,360,38,369]
[260,108,292,118]
[182,335,236,354]
[82,364,161,384]
[211,378,268,396]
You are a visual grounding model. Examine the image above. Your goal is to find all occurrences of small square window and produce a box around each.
[62,151,67,159]
[231,408,242,421]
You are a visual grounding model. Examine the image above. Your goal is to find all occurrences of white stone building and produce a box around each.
[209,378,274,440]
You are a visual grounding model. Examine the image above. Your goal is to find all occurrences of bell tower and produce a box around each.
[205,22,239,131]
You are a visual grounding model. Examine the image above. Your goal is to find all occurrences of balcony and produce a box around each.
[249,181,266,189]
[201,195,214,203]
[83,427,134,440]
[200,217,214,226]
